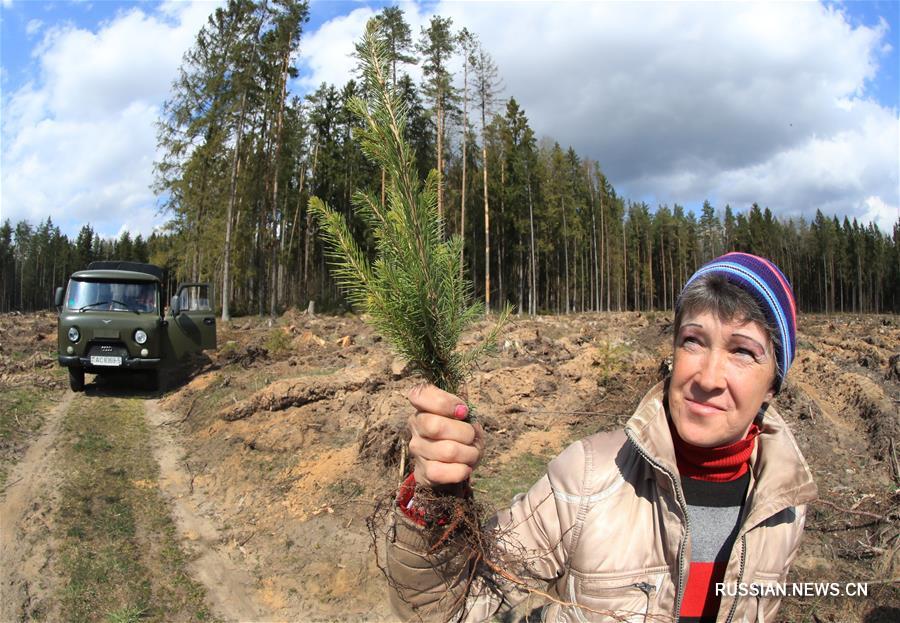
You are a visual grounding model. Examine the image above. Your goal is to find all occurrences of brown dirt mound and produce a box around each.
[220,364,388,421]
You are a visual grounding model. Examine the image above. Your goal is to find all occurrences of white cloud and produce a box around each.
[33,4,215,121]
[297,6,375,91]
[861,196,899,233]
[298,1,898,232]
[1,1,222,238]
[454,1,899,231]
[296,3,430,92]
[25,18,42,36]
[703,101,900,231]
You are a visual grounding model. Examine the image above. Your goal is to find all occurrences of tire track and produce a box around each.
[144,398,269,623]
[0,391,73,623]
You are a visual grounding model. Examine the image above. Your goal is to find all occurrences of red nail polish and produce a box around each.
[454,404,468,419]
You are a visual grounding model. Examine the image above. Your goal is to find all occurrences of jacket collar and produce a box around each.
[625,381,818,520]
[624,381,680,479]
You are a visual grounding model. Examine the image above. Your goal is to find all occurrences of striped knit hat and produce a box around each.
[679,252,797,391]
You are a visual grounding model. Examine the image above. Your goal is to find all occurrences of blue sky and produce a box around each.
[2,1,898,238]
[828,0,899,106]
[1,1,394,96]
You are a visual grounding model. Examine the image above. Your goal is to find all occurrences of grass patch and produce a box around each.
[54,396,213,623]
[217,340,239,357]
[0,385,58,489]
[263,328,292,355]
[105,605,148,623]
[593,339,630,388]
[301,366,341,377]
[474,452,554,510]
[325,478,365,500]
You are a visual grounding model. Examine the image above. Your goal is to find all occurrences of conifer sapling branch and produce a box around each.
[310,21,511,398]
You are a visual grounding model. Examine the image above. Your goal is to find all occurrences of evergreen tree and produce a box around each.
[373,6,416,87]
[472,42,501,312]
[457,28,477,281]
[311,23,509,394]
[0,221,14,312]
[418,15,457,221]
[699,200,720,261]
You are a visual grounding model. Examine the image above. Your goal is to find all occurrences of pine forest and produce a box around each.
[2,0,898,316]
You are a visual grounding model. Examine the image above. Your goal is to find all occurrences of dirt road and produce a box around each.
[1,384,266,623]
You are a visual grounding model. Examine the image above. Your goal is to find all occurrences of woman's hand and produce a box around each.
[407,384,485,490]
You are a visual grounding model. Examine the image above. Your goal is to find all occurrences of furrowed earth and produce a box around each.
[1,310,897,622]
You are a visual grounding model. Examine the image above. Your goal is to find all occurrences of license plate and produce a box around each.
[90,356,122,367]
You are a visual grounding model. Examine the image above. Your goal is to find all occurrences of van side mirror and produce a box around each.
[171,295,181,317]
[54,286,64,309]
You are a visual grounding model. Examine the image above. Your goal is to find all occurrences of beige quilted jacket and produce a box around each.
[385,382,818,623]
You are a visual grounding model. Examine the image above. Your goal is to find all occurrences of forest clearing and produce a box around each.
[0,308,897,622]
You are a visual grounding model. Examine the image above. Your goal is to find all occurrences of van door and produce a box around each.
[166,283,216,359]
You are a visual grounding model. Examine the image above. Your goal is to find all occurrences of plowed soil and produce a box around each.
[1,309,897,622]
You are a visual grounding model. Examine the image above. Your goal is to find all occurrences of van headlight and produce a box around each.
[134,329,148,345]
[68,327,80,342]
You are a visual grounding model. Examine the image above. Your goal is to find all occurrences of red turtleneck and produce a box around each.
[668,419,760,482]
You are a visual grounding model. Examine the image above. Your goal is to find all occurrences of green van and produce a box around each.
[55,261,216,391]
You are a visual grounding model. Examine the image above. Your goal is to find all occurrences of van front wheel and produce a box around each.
[68,368,85,392]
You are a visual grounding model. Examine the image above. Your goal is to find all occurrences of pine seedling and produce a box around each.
[310,22,510,398]
[321,30,529,612]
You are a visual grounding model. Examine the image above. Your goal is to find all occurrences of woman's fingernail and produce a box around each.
[454,404,468,419]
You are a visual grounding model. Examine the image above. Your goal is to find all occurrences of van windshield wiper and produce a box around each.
[77,300,139,313]
[78,301,110,311]
[110,299,140,313]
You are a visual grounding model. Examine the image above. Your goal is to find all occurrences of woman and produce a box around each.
[386,252,817,623]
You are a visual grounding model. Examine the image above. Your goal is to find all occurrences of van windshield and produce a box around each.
[67,280,158,313]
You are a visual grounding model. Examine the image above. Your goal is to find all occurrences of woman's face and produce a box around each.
[668,310,776,448]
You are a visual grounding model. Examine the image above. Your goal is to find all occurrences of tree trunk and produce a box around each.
[518,241,524,315]
[830,253,836,314]
[668,245,675,312]
[588,170,599,311]
[647,233,653,310]
[632,239,638,311]
[287,148,308,269]
[660,229,667,311]
[482,103,490,313]
[574,236,580,312]
[527,166,537,315]
[622,217,627,311]
[840,274,844,313]
[555,256,561,315]
[460,59,468,283]
[604,196,610,312]
[303,141,320,305]
[437,99,444,222]
[277,191,288,305]
[562,198,570,314]
[581,245,586,312]
[498,154,505,307]
[222,89,249,322]
[269,46,294,317]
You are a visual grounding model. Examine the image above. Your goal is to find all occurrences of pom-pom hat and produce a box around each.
[678,252,797,392]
